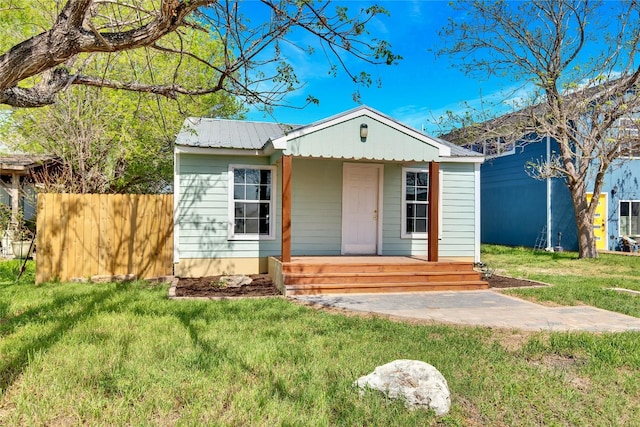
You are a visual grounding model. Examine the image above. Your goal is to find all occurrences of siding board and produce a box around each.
[177,154,281,259]
[177,155,479,261]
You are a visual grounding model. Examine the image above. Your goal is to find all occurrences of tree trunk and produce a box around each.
[570,186,598,258]
[575,211,598,258]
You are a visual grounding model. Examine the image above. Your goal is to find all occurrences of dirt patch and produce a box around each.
[486,274,547,289]
[174,273,543,298]
[530,354,592,393]
[174,274,281,298]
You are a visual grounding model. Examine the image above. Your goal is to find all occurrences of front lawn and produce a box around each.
[1,255,639,425]
[482,244,640,317]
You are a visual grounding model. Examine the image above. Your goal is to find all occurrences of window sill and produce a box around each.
[228,235,276,241]
[401,233,428,240]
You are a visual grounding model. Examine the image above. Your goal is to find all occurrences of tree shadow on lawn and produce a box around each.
[0,284,131,395]
[143,298,304,375]
[172,304,235,368]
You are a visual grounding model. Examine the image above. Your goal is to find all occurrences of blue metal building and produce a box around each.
[479,135,640,251]
[480,137,577,250]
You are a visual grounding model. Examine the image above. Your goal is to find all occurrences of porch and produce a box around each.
[268,256,488,296]
[173,107,484,281]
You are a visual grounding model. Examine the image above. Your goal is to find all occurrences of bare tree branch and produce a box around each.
[0,0,400,109]
[438,0,640,258]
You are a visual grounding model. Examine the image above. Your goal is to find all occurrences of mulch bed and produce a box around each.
[486,275,545,289]
[174,274,282,298]
[174,273,543,298]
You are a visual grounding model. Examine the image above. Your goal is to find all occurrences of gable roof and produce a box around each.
[271,106,457,158]
[176,106,483,161]
[442,76,639,147]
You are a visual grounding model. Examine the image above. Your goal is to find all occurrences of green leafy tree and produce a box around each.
[5,26,243,193]
[438,0,640,258]
[9,86,241,193]
[0,1,399,193]
[0,1,399,109]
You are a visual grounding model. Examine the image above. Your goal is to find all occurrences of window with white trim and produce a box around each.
[229,165,275,239]
[402,168,429,238]
[619,200,640,236]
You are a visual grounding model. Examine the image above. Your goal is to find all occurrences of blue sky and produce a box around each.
[244,1,512,135]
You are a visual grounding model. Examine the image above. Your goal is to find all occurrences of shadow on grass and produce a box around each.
[132,298,303,374]
[0,285,128,395]
[530,252,579,262]
[173,305,235,370]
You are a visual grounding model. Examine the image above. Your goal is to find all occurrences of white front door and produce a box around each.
[342,163,382,254]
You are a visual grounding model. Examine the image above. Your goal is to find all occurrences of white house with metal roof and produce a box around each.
[173,106,484,281]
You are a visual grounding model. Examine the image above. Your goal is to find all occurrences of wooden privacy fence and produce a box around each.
[36,194,173,284]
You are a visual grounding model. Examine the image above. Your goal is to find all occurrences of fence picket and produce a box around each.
[36,194,173,284]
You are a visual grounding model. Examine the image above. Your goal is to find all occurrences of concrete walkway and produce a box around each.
[294,290,640,332]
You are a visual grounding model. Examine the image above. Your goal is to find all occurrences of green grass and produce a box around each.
[0,259,35,286]
[1,255,640,425]
[482,244,640,317]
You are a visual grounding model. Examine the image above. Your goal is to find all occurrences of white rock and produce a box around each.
[354,359,451,416]
[220,275,252,288]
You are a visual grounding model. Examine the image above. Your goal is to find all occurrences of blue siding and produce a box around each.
[550,179,577,250]
[479,137,640,251]
[481,142,548,247]
[605,159,640,248]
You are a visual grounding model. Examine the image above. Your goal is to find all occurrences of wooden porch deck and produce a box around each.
[268,256,489,296]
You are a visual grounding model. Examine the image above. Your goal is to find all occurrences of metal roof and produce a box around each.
[175,117,296,149]
[430,135,485,158]
[175,107,482,159]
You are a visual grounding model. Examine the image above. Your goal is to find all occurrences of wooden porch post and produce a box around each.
[428,161,439,261]
[281,155,292,262]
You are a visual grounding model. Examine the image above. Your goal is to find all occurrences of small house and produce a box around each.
[173,107,487,294]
